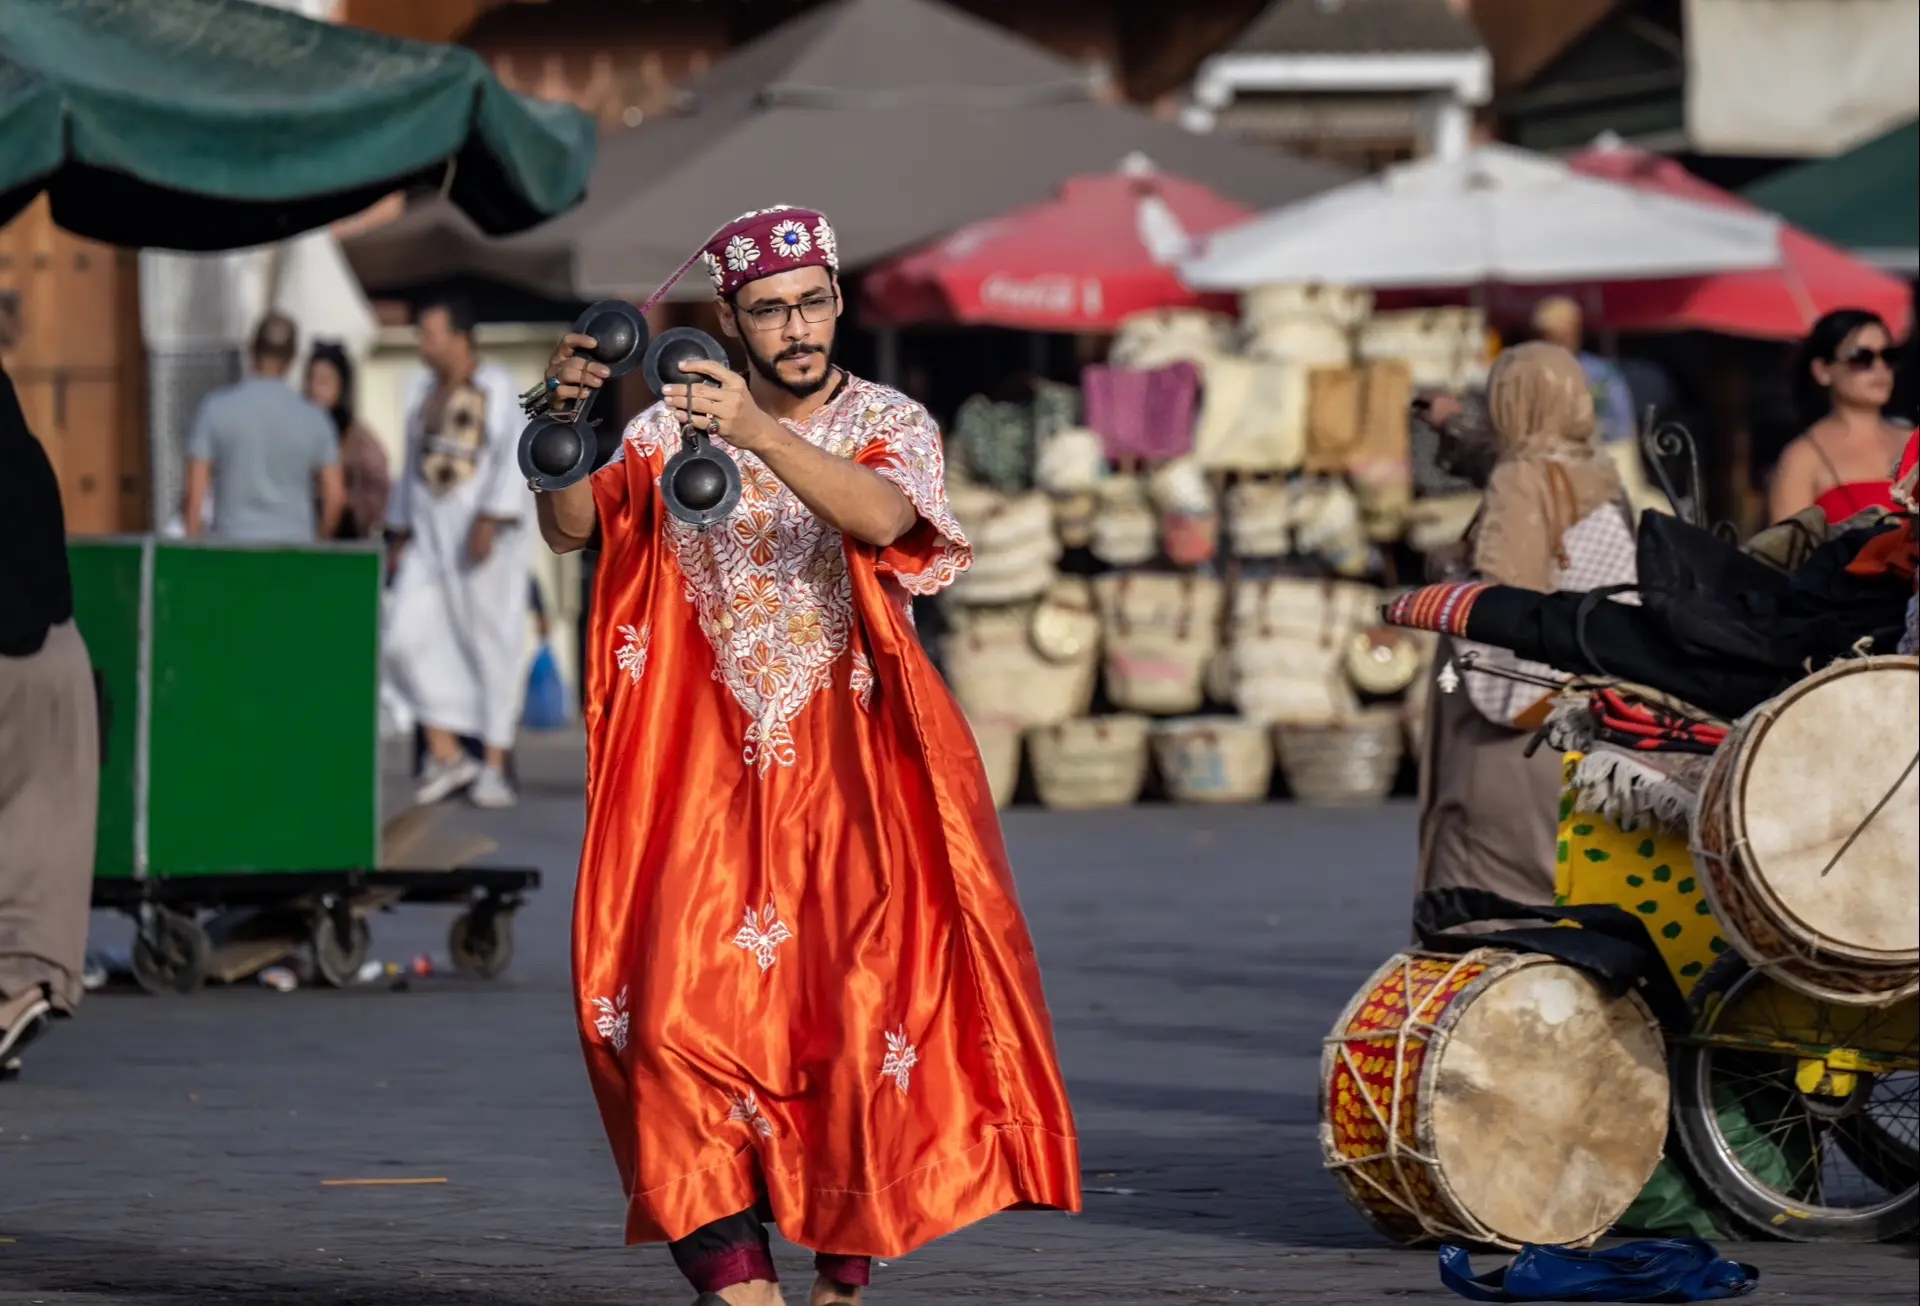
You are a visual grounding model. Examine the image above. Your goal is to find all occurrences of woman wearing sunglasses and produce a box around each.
[1768,308,1912,523]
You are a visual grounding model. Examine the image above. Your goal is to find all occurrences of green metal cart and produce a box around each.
[69,537,537,993]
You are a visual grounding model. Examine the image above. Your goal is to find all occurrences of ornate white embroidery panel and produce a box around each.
[624,379,968,771]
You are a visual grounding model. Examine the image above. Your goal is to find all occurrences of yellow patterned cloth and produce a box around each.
[1556,753,1728,997]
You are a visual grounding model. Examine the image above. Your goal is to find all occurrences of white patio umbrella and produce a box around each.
[1182,144,1783,290]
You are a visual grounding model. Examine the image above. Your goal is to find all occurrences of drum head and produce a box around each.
[1737,658,1919,962]
[1427,959,1667,1247]
[570,300,649,378]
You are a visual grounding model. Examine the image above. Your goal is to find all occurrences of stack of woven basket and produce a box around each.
[931,287,1513,811]
[1012,571,1433,810]
[943,482,1057,607]
[941,580,1102,808]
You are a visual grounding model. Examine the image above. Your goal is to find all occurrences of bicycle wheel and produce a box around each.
[1670,951,1918,1242]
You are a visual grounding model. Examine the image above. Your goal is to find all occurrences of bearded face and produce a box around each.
[719,266,841,400]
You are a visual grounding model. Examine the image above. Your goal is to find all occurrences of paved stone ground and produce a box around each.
[2,733,1913,1304]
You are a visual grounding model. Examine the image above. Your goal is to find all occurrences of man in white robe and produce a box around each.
[382,297,533,809]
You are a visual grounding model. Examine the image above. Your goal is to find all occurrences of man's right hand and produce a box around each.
[548,333,613,407]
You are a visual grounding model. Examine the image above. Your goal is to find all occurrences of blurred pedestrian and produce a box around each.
[184,312,344,542]
[304,340,391,540]
[0,363,98,1074]
[535,205,1078,1306]
[1417,342,1638,909]
[1531,296,1638,445]
[382,296,531,810]
[1766,308,1910,523]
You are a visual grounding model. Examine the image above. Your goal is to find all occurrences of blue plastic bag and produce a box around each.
[523,643,568,731]
[1439,1239,1758,1302]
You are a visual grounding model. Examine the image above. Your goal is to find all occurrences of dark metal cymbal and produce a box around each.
[660,428,743,529]
[518,415,597,493]
[570,299,649,378]
[645,326,729,396]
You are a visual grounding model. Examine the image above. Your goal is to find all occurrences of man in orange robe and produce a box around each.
[531,206,1081,1306]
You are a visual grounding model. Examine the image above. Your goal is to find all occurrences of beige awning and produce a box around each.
[1685,0,1919,156]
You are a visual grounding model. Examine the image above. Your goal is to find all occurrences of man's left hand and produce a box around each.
[664,361,780,452]
[466,516,497,566]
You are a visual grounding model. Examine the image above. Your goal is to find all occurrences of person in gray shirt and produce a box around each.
[184,313,344,542]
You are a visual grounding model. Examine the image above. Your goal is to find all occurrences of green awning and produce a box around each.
[1744,119,1919,263]
[0,0,597,252]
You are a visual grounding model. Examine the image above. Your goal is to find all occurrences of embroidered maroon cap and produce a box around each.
[639,206,841,314]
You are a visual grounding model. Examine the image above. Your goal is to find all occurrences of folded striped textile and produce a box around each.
[1381,582,1492,637]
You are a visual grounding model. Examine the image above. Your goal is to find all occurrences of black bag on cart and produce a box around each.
[1412,887,1690,1033]
[1638,513,1909,670]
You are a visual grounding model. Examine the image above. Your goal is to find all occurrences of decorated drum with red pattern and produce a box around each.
[1320,949,1667,1249]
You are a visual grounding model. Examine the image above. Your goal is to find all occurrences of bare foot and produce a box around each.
[713,1281,783,1306]
[808,1276,862,1306]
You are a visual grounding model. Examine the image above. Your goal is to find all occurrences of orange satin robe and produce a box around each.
[575,375,1081,1257]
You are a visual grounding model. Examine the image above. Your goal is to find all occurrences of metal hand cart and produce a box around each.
[70,536,540,994]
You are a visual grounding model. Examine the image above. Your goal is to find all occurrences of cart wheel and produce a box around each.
[131,907,211,996]
[310,913,372,989]
[1670,950,1919,1243]
[449,909,514,980]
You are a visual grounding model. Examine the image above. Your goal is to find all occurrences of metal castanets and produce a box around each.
[648,327,742,529]
[517,299,650,492]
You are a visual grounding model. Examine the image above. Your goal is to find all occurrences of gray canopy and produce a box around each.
[344,0,1348,302]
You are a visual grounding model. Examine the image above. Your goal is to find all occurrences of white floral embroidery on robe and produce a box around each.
[732,902,793,972]
[623,378,969,770]
[849,650,875,711]
[880,1024,919,1094]
[615,623,650,684]
[589,988,630,1054]
[728,1089,774,1138]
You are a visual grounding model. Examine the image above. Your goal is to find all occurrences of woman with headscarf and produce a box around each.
[304,340,391,539]
[0,362,99,1073]
[1416,342,1638,906]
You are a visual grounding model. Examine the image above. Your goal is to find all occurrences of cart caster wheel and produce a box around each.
[311,913,372,989]
[132,907,211,996]
[449,909,514,980]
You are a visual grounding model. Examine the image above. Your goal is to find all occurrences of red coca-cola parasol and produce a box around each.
[1565,139,1912,339]
[862,155,1251,331]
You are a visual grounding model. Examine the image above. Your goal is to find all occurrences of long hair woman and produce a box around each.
[1416,342,1639,907]
[1768,308,1909,524]
[304,341,391,540]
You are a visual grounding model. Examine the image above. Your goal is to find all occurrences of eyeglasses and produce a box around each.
[1840,346,1900,371]
[738,294,838,332]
